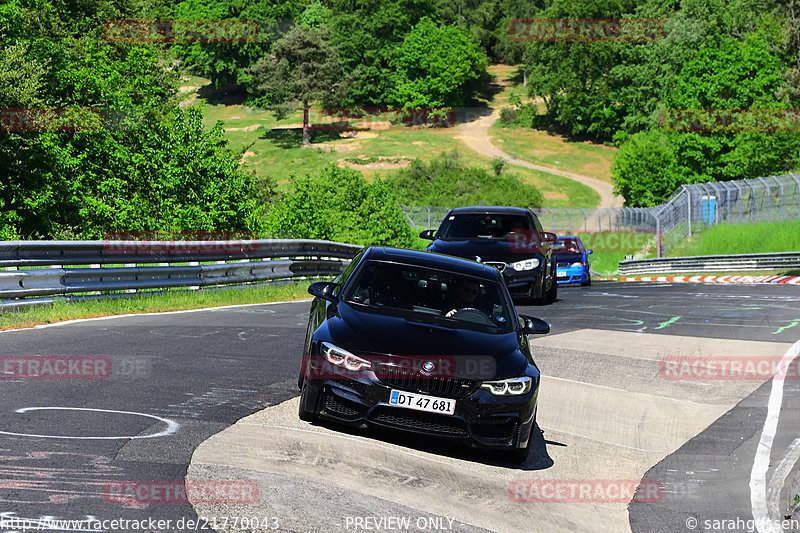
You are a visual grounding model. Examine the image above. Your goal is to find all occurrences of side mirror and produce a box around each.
[586,249,593,255]
[519,314,550,335]
[308,281,338,302]
[419,229,435,240]
[541,231,558,243]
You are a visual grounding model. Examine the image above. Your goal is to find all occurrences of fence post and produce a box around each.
[581,209,588,233]
[656,213,662,258]
[730,181,744,223]
[771,175,784,220]
[426,206,431,230]
[757,177,771,222]
[790,173,800,219]
[684,185,692,238]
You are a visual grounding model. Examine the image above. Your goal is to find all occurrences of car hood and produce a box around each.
[555,253,583,264]
[428,239,542,262]
[320,302,527,379]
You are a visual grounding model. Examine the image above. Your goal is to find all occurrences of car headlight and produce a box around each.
[480,377,533,396]
[510,258,540,271]
[570,262,585,268]
[321,342,372,372]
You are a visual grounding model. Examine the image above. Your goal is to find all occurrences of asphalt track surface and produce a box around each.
[0,282,798,532]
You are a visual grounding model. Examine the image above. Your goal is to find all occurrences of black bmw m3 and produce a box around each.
[297,246,549,463]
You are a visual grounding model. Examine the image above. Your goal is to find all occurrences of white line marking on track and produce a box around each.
[767,438,800,522]
[546,376,713,406]
[0,407,179,440]
[0,299,312,334]
[750,339,800,532]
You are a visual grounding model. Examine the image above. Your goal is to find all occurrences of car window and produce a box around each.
[553,239,582,254]
[437,213,534,241]
[343,261,513,332]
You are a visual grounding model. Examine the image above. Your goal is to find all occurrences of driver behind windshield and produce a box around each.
[444,279,482,318]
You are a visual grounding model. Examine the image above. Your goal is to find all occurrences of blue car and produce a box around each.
[554,236,592,286]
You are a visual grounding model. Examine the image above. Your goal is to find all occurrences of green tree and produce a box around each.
[248,25,345,145]
[262,165,416,247]
[327,0,438,106]
[664,34,800,185]
[611,130,677,207]
[390,17,487,108]
[388,150,544,208]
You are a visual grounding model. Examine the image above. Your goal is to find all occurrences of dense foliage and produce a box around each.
[388,151,544,209]
[6,0,800,237]
[0,0,268,239]
[262,165,417,247]
[510,0,800,206]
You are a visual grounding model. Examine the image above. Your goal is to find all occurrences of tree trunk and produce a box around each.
[523,71,528,87]
[302,102,310,146]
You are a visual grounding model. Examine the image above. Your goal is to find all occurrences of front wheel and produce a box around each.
[545,271,558,303]
[298,378,318,422]
[502,411,536,464]
[581,274,591,287]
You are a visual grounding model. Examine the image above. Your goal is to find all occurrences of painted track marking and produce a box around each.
[0,407,179,440]
[750,339,800,532]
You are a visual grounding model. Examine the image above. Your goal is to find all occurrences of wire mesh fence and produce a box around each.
[400,172,800,258]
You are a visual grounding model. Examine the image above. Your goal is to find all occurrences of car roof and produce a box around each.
[363,247,502,281]
[447,206,532,216]
[557,235,581,240]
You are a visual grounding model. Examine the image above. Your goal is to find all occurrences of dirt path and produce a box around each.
[454,108,624,209]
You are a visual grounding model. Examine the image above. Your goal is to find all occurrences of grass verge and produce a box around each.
[668,220,800,257]
[489,123,617,183]
[0,282,313,331]
[186,70,601,208]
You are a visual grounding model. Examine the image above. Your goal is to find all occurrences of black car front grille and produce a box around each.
[557,262,569,268]
[323,393,363,418]
[376,365,479,398]
[471,419,518,441]
[369,407,469,437]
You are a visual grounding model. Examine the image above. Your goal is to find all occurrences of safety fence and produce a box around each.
[0,239,363,309]
[401,172,800,258]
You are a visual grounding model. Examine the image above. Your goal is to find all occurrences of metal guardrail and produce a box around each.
[0,239,363,307]
[619,252,800,275]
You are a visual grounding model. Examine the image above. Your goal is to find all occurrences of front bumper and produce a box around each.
[303,371,538,450]
[501,265,544,299]
[556,266,588,285]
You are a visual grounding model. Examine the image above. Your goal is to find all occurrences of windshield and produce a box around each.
[552,238,582,254]
[343,261,513,332]
[437,213,533,241]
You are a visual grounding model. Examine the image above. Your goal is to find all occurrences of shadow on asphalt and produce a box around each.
[305,419,556,471]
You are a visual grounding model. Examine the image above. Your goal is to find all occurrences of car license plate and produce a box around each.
[389,390,456,415]
[557,271,567,277]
